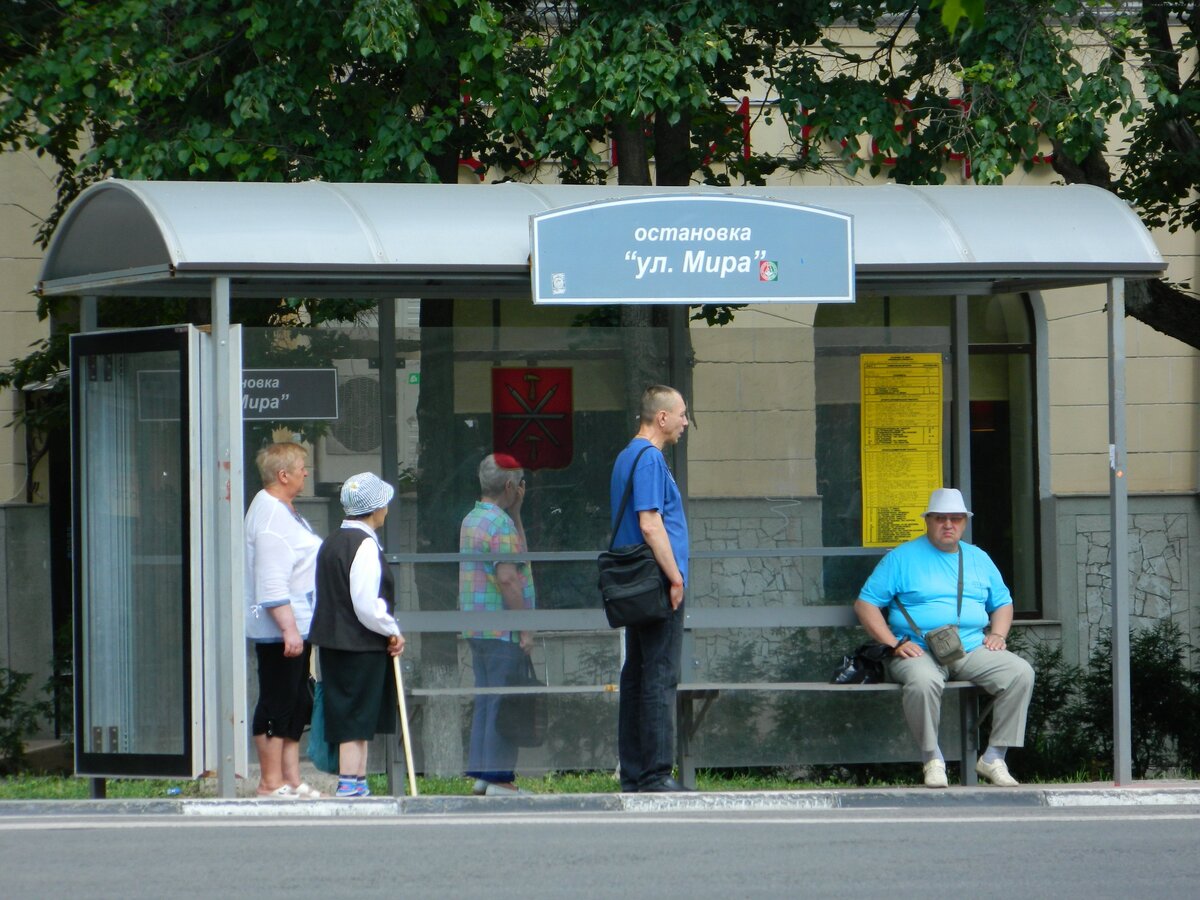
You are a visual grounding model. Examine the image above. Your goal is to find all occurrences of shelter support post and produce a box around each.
[668,305,696,680]
[378,298,401,550]
[79,296,105,799]
[951,295,972,538]
[1107,277,1132,785]
[377,297,402,796]
[210,277,245,798]
[80,296,98,333]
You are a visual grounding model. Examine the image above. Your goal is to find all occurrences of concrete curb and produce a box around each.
[2,782,1199,817]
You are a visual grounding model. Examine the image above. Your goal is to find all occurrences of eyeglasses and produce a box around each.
[929,514,966,524]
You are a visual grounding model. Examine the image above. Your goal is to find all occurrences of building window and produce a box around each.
[815,293,1040,615]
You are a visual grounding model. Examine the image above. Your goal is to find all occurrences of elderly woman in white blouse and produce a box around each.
[244,442,323,799]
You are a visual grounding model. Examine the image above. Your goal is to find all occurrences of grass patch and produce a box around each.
[0,764,1140,801]
[0,774,215,800]
[0,769,799,800]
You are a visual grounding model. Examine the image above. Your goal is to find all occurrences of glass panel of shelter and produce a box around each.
[241,289,1037,775]
[74,340,191,771]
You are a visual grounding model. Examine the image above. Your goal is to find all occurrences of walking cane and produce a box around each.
[392,656,420,797]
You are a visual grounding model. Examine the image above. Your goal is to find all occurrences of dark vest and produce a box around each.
[311,526,395,652]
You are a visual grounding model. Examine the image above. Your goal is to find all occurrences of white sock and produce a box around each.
[982,746,1006,764]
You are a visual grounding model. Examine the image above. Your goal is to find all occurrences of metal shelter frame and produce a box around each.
[40,179,1166,794]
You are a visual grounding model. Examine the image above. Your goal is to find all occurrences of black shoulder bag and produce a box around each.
[829,641,902,684]
[596,445,672,629]
[496,655,548,747]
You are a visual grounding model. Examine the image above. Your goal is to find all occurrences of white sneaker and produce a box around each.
[976,758,1019,786]
[484,782,529,796]
[923,759,948,789]
[257,785,300,800]
[293,782,322,799]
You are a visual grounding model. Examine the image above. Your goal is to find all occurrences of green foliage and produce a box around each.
[0,667,52,771]
[542,643,619,769]
[1118,2,1200,233]
[1078,622,1200,778]
[780,1,1137,186]
[2,0,1199,354]
[1004,634,1095,779]
[1011,622,1200,780]
[0,332,70,434]
[931,0,986,34]
[0,2,1187,229]
[0,0,529,241]
[692,637,772,755]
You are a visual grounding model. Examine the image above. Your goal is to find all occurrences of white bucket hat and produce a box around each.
[922,487,972,518]
[340,472,395,516]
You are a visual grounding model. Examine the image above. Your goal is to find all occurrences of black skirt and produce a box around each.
[318,647,397,743]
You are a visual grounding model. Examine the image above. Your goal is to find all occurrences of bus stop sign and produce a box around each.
[531,194,854,305]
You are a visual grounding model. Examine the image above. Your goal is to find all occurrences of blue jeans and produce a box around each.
[466,638,525,783]
[618,605,684,790]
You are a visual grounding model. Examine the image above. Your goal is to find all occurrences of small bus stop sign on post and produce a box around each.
[137,368,340,421]
[530,194,854,305]
[242,368,338,420]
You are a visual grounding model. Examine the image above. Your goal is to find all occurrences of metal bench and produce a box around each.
[675,681,983,789]
[392,606,987,789]
[675,605,986,788]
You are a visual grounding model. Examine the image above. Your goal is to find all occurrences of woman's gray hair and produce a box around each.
[478,453,523,496]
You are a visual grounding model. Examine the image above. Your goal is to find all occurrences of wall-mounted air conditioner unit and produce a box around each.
[316,359,382,484]
[314,357,421,486]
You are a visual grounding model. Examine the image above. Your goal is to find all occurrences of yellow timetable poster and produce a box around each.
[860,353,943,547]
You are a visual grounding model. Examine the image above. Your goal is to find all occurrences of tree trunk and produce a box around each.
[612,117,667,401]
[413,297,464,774]
[430,148,460,186]
[654,111,693,187]
[614,118,652,186]
[1125,278,1200,348]
[414,299,459,658]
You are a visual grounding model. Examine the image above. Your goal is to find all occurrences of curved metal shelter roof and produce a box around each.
[38,179,1164,299]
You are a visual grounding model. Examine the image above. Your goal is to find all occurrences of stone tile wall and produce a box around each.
[1055,495,1198,668]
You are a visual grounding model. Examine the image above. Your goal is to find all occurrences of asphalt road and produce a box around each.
[3,805,1199,898]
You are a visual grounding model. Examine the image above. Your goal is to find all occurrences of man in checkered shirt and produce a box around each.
[459,453,536,795]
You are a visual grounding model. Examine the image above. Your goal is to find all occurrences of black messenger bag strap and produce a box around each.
[609,445,654,551]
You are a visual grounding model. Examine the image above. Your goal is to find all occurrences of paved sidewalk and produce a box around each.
[3,780,1199,818]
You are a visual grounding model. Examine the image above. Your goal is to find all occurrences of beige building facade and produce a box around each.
[0,148,56,504]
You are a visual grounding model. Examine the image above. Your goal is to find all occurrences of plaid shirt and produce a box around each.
[458,501,535,639]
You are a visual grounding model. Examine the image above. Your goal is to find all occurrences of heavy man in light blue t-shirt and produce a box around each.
[856,488,1034,789]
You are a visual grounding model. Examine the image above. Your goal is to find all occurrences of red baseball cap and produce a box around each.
[492,453,522,470]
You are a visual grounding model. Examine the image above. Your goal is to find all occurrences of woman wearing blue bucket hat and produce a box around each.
[310,472,404,798]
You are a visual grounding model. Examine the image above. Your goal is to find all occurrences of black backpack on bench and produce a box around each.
[830,641,900,684]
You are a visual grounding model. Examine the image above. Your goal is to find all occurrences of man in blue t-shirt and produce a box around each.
[856,488,1034,789]
[609,385,690,792]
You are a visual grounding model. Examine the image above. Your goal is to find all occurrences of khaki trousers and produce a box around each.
[885,646,1035,753]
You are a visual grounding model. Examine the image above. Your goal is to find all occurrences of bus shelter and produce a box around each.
[37,180,1165,795]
